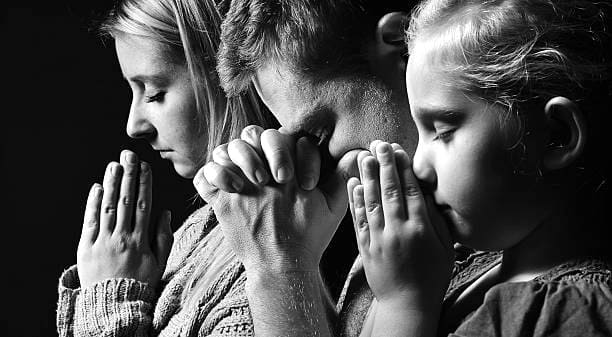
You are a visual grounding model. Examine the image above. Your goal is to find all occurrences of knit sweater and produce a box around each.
[57,205,253,337]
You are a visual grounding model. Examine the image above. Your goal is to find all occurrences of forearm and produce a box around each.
[246,270,334,337]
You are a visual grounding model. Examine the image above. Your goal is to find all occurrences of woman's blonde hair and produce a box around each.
[101,0,271,308]
[101,0,269,162]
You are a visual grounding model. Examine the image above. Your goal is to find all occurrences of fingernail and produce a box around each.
[111,164,120,176]
[126,152,137,164]
[379,143,390,154]
[301,176,316,190]
[255,169,268,185]
[276,167,292,182]
[140,161,149,173]
[91,184,101,197]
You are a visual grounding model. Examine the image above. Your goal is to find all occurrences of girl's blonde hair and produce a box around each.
[100,0,272,308]
[406,0,611,176]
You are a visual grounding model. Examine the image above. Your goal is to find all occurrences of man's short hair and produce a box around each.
[218,0,414,96]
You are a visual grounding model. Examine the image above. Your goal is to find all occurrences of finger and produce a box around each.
[154,210,173,271]
[240,125,265,158]
[395,149,428,221]
[360,155,384,235]
[133,161,153,240]
[203,161,244,193]
[228,139,270,186]
[390,143,402,152]
[261,129,295,184]
[376,142,406,224]
[347,177,361,224]
[212,143,236,167]
[81,183,102,245]
[352,184,370,253]
[193,165,220,204]
[369,140,383,159]
[116,150,140,233]
[357,150,371,179]
[296,136,321,190]
[100,162,122,234]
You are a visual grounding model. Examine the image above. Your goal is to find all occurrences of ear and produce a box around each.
[376,12,408,49]
[541,97,587,171]
[368,12,409,88]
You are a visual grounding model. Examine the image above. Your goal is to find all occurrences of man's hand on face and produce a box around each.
[193,125,347,273]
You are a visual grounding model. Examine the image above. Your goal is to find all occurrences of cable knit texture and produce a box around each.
[57,205,253,337]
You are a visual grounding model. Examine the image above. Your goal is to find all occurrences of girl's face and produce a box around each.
[115,33,207,178]
[405,46,549,251]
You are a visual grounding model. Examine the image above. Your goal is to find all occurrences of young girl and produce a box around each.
[56,0,272,336]
[344,0,612,336]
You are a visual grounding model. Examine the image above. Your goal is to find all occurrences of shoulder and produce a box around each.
[453,258,612,337]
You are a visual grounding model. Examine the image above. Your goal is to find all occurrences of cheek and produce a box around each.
[440,136,510,213]
[169,93,206,156]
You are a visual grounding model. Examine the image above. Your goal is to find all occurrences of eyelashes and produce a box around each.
[145,91,166,103]
[433,129,455,142]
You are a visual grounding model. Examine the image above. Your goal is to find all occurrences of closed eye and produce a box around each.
[145,91,166,103]
[433,128,455,142]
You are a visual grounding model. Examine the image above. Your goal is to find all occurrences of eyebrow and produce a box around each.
[413,107,465,123]
[125,74,170,86]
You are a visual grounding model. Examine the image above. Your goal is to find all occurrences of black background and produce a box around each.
[1,2,356,336]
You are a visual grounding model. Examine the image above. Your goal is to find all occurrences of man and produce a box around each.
[195,1,419,336]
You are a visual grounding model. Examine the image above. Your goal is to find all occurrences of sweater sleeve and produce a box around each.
[57,265,156,337]
[450,279,612,337]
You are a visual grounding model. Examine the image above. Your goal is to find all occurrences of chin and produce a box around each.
[172,162,198,179]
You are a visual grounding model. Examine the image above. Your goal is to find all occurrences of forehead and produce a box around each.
[406,46,473,114]
[114,33,180,80]
[253,63,326,121]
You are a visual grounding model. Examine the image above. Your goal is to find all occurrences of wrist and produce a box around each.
[241,250,321,275]
[377,287,445,315]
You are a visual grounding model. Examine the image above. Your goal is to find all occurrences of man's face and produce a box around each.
[253,62,416,178]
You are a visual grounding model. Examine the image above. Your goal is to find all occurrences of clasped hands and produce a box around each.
[193,126,347,274]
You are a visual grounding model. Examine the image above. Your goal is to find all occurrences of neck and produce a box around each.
[500,198,588,282]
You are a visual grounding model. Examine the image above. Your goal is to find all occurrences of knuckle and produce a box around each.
[228,138,246,150]
[103,204,116,215]
[241,125,263,138]
[382,184,402,201]
[137,198,148,211]
[366,200,381,214]
[123,165,138,178]
[403,183,422,198]
[84,217,98,228]
[212,144,230,160]
[121,195,132,206]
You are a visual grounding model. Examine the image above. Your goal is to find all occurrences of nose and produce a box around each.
[126,100,155,140]
[412,139,436,189]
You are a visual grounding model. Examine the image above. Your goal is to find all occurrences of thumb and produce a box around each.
[155,210,173,271]
[319,168,349,217]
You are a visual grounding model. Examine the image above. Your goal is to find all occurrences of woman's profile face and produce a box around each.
[115,33,207,178]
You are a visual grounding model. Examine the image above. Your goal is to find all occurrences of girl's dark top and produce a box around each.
[336,247,612,337]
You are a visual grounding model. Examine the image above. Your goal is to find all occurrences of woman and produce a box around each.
[56,0,271,335]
